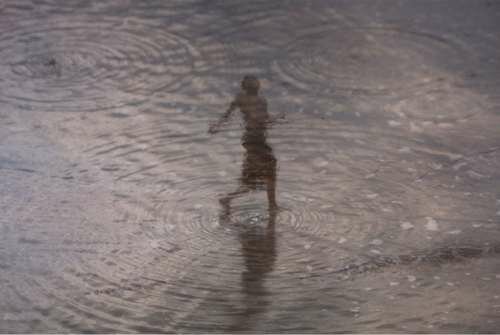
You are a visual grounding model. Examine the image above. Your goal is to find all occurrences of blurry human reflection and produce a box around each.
[210,75,279,329]
[209,75,278,213]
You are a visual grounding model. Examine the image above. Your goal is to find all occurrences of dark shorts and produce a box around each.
[240,148,276,189]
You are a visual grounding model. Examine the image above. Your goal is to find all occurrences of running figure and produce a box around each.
[209,75,279,215]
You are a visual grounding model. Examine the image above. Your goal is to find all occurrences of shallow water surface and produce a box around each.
[1,0,500,332]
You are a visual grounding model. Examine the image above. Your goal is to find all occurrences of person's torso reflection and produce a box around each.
[209,75,278,330]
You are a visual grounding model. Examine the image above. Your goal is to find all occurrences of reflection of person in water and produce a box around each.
[209,75,279,330]
[229,209,276,331]
[209,75,278,213]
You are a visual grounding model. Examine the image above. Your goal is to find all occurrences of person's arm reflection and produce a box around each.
[208,97,238,134]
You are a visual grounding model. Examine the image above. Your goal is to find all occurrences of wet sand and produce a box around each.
[1,0,500,332]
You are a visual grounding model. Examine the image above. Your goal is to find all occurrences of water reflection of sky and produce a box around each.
[1,0,500,332]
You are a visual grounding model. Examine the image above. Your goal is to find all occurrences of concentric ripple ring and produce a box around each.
[0,16,201,112]
[273,26,467,95]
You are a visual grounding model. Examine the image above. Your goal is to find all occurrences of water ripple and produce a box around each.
[3,1,500,332]
[273,26,467,95]
[0,16,204,112]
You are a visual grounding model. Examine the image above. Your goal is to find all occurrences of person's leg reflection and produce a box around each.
[266,172,277,212]
[219,187,247,223]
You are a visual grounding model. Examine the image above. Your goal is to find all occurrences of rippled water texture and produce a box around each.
[2,0,500,332]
